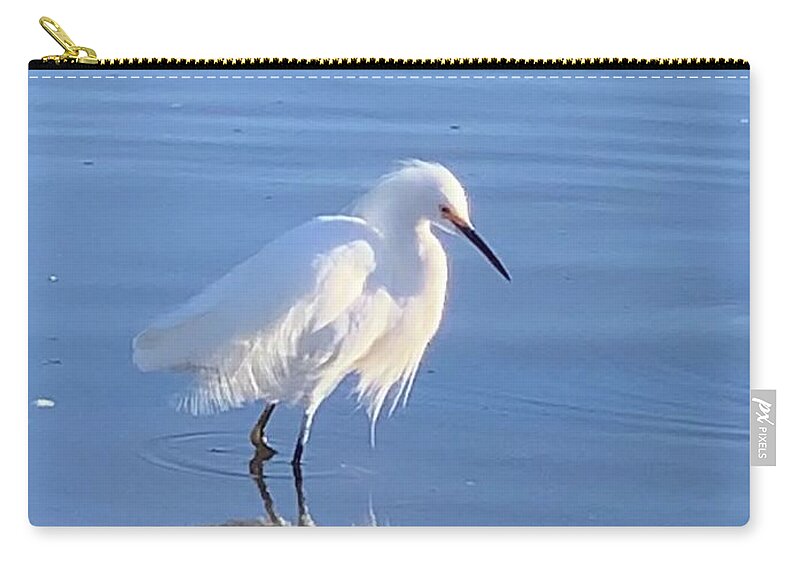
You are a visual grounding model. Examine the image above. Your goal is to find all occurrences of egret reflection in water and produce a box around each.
[233,445,316,527]
[139,429,379,526]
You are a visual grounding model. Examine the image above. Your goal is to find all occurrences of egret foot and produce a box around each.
[249,438,278,482]
[249,402,277,448]
[250,440,278,465]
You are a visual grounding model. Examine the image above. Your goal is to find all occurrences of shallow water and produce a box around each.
[28,70,749,526]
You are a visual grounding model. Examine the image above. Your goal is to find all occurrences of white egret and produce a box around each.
[132,160,510,465]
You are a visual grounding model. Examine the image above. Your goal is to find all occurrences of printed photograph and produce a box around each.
[28,68,749,526]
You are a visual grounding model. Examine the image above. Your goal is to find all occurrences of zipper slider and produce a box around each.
[39,16,98,65]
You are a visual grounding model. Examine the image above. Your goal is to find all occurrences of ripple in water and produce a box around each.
[138,431,346,481]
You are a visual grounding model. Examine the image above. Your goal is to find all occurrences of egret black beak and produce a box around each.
[452,219,511,281]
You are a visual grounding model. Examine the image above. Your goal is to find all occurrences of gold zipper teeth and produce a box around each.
[36,19,748,69]
[90,57,748,68]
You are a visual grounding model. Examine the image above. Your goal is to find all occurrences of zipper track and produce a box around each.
[29,57,749,70]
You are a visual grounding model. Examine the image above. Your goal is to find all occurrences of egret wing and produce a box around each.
[132,215,386,412]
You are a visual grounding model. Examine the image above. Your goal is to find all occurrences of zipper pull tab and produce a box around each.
[39,16,98,64]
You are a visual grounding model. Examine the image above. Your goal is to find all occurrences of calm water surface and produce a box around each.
[29,70,749,525]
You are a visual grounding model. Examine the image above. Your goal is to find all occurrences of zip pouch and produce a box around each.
[29,17,750,527]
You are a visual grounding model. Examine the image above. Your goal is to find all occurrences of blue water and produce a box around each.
[28,69,749,526]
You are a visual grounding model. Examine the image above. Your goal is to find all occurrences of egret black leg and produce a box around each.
[292,439,304,466]
[291,410,315,466]
[250,402,277,448]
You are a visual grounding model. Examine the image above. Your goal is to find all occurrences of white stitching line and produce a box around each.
[29,74,750,81]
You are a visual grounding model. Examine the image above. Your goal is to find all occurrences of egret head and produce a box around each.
[352,160,510,281]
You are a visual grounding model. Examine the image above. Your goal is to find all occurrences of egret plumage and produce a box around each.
[133,160,509,465]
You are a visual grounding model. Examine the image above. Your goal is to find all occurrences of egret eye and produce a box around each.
[440,205,451,216]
